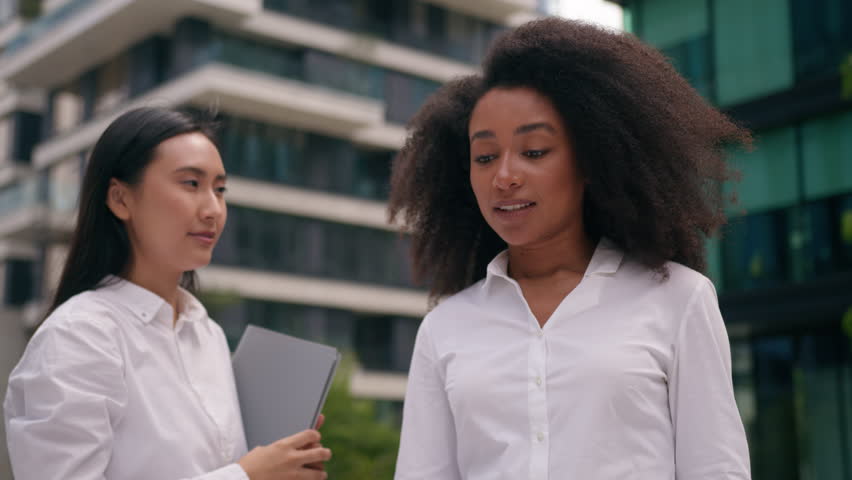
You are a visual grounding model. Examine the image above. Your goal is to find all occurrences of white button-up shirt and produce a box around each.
[396,239,750,479]
[4,276,248,480]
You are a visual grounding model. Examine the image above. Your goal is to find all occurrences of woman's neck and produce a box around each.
[123,260,182,324]
[507,228,596,280]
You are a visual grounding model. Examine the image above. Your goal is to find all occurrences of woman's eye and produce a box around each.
[216,186,228,195]
[473,154,497,164]
[182,180,199,188]
[524,149,549,158]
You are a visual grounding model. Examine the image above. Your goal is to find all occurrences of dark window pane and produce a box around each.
[4,259,34,306]
[722,209,789,291]
[791,0,852,80]
[213,206,416,288]
[661,34,715,101]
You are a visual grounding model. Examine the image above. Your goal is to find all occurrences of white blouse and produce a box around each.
[4,276,249,480]
[395,239,750,479]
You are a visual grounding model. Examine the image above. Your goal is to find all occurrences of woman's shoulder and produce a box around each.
[428,278,489,318]
[417,278,490,346]
[619,251,710,286]
[34,290,127,352]
[13,291,128,386]
[616,255,716,309]
[45,289,123,328]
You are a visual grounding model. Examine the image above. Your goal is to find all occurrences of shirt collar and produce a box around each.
[95,275,208,326]
[484,237,625,287]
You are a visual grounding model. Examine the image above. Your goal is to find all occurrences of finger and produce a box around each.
[295,446,332,465]
[276,429,321,449]
[294,470,328,480]
[315,414,325,430]
[300,442,318,451]
[305,461,326,471]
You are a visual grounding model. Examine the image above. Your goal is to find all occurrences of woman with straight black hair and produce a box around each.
[4,107,331,480]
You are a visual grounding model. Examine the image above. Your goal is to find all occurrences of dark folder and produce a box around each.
[232,325,340,449]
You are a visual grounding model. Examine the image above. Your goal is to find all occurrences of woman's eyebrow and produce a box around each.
[515,122,556,135]
[173,166,227,181]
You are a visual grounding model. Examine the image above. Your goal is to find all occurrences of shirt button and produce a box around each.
[537,432,545,442]
[535,376,542,387]
[537,330,544,338]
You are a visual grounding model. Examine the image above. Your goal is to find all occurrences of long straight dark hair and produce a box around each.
[46,107,217,318]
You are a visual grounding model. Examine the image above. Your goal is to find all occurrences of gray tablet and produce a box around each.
[232,325,340,449]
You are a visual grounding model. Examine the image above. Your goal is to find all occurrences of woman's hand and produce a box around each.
[304,414,326,472]
[238,429,332,480]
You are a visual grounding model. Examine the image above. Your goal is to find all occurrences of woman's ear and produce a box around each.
[106,178,132,221]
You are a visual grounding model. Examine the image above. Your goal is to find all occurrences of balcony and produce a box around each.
[0,175,72,242]
[198,265,429,318]
[0,0,262,87]
[33,63,399,169]
[424,0,541,26]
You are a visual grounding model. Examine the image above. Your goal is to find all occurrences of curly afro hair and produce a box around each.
[389,17,751,299]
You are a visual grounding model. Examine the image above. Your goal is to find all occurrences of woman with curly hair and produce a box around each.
[390,18,752,480]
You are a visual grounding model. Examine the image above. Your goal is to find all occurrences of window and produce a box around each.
[721,191,852,292]
[52,84,83,134]
[48,154,83,212]
[724,127,799,214]
[713,0,794,106]
[213,206,415,288]
[791,0,852,81]
[661,35,714,100]
[384,71,440,124]
[12,111,42,163]
[262,0,502,63]
[129,37,170,97]
[802,110,852,200]
[94,54,130,116]
[4,259,34,306]
[722,209,789,292]
[219,116,394,200]
[733,330,852,480]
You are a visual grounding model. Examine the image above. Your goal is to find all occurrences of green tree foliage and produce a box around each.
[320,355,401,479]
[19,0,41,19]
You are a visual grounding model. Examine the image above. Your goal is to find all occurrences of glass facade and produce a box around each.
[219,116,394,201]
[262,0,504,64]
[733,329,852,480]
[802,109,852,200]
[713,0,794,106]
[213,206,415,288]
[630,1,852,478]
[791,0,852,81]
[721,189,852,292]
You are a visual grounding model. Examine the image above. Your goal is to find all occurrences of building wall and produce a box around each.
[627,0,852,478]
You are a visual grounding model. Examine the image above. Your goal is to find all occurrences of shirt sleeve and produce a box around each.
[394,317,462,480]
[181,463,249,480]
[4,315,250,480]
[668,278,751,480]
[4,315,128,480]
